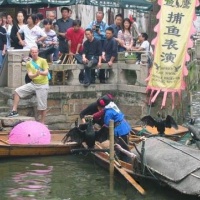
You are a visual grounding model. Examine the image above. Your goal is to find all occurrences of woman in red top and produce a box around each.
[65,19,84,55]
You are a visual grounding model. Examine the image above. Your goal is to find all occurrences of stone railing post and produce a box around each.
[7,49,30,88]
[195,39,200,61]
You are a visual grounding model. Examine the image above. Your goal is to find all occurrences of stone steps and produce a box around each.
[0,106,10,113]
[0,89,10,118]
[0,116,35,128]
[0,112,9,117]
[0,99,6,105]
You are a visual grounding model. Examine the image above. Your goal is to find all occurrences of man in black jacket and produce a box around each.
[100,27,118,82]
[75,28,102,87]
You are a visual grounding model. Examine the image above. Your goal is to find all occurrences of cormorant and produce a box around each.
[140,113,178,136]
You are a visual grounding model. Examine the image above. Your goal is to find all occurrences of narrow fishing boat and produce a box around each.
[132,125,189,139]
[66,121,200,196]
[89,134,200,196]
[0,130,78,158]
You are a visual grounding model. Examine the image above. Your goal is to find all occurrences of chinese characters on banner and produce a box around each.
[146,0,199,108]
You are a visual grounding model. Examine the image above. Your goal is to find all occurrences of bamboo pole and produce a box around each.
[109,119,114,192]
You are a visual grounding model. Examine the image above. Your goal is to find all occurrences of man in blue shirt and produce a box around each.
[87,11,109,47]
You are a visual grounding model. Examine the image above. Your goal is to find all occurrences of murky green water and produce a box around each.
[0,154,199,200]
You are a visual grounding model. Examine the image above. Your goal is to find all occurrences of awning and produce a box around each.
[7,0,44,4]
[121,0,153,11]
[0,0,82,5]
[0,0,45,5]
[45,0,83,6]
[0,0,7,5]
[85,0,120,8]
[85,0,153,10]
[0,0,153,10]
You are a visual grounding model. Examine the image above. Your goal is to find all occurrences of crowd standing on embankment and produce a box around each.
[0,7,152,85]
[0,7,152,123]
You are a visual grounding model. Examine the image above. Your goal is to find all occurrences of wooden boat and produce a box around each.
[132,125,188,138]
[83,132,200,196]
[0,130,78,158]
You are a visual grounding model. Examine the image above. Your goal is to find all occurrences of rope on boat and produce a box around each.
[131,141,142,157]
[132,139,161,182]
[143,153,160,182]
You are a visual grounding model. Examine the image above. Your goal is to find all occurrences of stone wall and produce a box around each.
[2,50,151,129]
[2,47,197,129]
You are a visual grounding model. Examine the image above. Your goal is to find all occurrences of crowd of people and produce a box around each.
[1,7,152,123]
[0,7,152,86]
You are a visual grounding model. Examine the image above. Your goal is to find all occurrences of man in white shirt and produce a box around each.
[17,14,46,50]
[132,33,153,64]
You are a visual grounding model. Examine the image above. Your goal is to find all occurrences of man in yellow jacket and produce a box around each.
[7,46,49,124]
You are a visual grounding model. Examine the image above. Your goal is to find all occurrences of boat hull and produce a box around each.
[0,130,78,158]
[91,137,200,196]
[0,143,78,157]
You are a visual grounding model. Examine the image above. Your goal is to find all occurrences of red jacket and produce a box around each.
[65,27,84,54]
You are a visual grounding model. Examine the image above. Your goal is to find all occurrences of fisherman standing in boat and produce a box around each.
[96,99,131,144]
[95,99,131,161]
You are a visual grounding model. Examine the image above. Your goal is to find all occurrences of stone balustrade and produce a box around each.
[195,39,200,61]
[1,50,149,129]
[7,49,30,88]
[6,49,149,94]
[1,42,199,129]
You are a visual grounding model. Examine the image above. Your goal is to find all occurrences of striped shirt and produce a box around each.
[43,29,58,46]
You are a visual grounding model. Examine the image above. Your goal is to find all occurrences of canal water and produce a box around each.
[0,154,199,200]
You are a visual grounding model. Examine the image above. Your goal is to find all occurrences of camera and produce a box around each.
[96,25,100,32]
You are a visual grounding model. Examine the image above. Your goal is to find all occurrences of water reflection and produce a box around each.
[0,155,199,200]
[7,163,53,199]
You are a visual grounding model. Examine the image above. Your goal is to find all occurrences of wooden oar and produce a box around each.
[113,161,145,195]
[96,143,146,195]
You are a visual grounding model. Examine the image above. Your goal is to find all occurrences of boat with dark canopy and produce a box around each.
[65,123,200,196]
